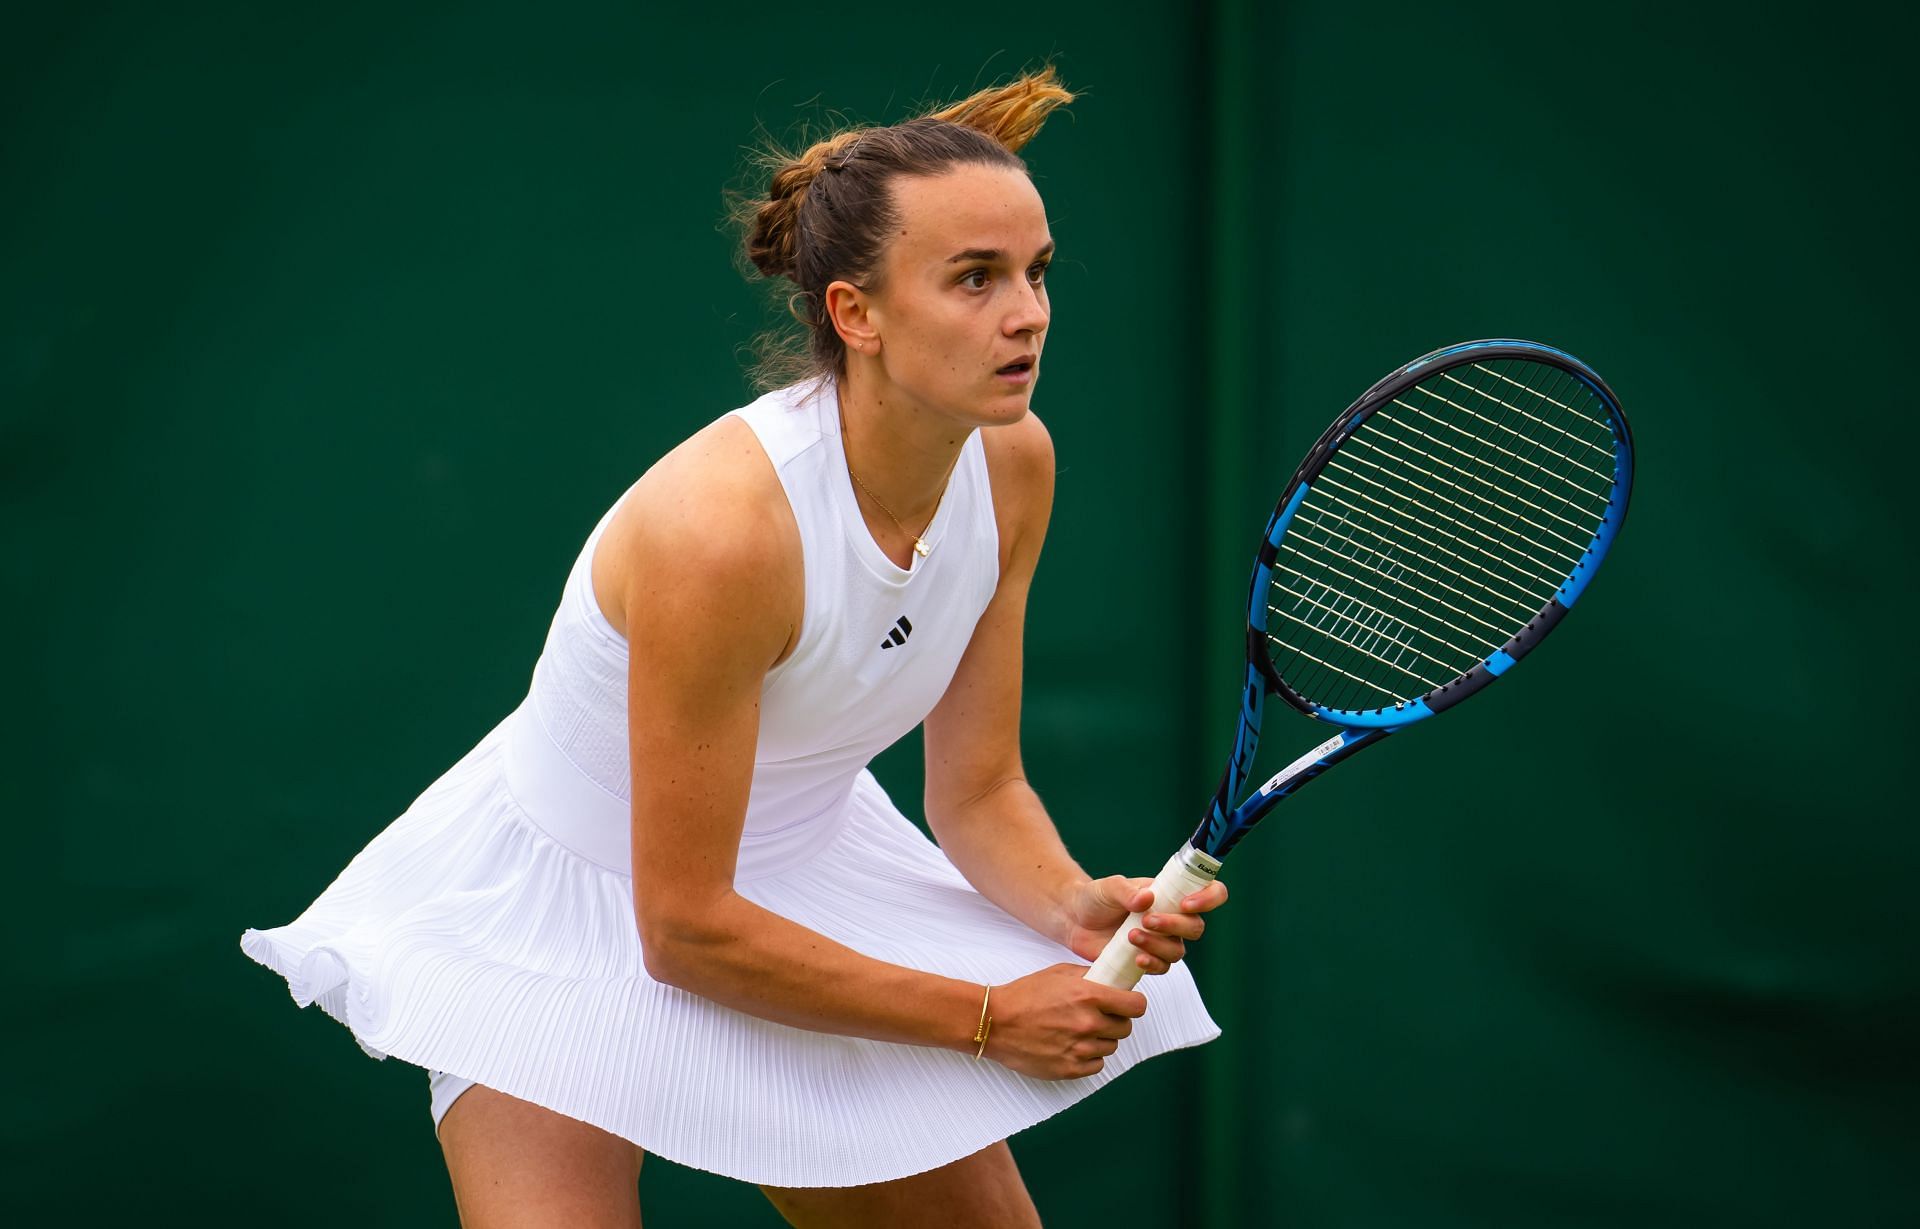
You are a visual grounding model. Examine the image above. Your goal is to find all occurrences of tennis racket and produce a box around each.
[1086,339,1634,988]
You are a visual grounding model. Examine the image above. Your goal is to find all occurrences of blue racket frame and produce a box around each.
[1195,339,1634,859]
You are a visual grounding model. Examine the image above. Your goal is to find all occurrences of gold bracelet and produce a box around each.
[972,984,994,1060]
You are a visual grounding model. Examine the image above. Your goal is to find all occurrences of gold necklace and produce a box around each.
[841,409,959,560]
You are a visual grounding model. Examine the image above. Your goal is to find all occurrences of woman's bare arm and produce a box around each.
[921,411,1087,943]
[619,417,1142,1071]
[922,412,1228,975]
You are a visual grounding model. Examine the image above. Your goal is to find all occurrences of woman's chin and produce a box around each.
[978,382,1037,422]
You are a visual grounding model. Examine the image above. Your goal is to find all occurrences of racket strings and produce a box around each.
[1288,510,1533,636]
[1384,399,1610,522]
[1275,529,1490,660]
[1430,373,1617,480]
[1344,434,1593,559]
[1290,522,1528,649]
[1282,361,1612,706]
[1382,387,1605,530]
[1268,359,1618,712]
[1318,463,1565,591]
[1466,365,1616,457]
[1282,361,1597,698]
[1308,471,1552,607]
[1269,576,1464,679]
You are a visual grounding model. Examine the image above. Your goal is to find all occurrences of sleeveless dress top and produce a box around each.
[240,378,1220,1187]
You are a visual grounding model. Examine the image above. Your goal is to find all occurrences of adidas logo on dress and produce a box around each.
[879,616,913,650]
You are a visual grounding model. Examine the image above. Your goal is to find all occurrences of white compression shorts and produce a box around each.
[428,1069,478,1137]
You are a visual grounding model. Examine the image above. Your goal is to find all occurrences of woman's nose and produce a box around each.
[1006,282,1048,336]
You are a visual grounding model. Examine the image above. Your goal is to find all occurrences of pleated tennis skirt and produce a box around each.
[240,703,1220,1187]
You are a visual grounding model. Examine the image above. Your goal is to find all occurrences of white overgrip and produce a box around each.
[1083,844,1223,989]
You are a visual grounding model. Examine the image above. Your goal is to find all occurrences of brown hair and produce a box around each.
[731,66,1076,390]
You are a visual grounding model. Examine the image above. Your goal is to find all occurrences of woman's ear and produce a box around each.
[825,279,880,355]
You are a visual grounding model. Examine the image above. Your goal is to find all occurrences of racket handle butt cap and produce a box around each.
[1083,844,1221,989]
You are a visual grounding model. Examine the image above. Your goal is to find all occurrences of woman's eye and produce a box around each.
[1027,262,1050,285]
[960,269,989,289]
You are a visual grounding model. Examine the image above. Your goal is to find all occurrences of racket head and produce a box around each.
[1251,338,1633,728]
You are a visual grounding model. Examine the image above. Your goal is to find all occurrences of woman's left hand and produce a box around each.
[1060,874,1229,976]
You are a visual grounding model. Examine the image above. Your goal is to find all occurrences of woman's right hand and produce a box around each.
[979,964,1148,1080]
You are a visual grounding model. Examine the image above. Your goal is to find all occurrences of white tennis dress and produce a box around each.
[240,378,1219,1187]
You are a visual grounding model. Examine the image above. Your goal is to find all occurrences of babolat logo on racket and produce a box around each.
[879,615,913,650]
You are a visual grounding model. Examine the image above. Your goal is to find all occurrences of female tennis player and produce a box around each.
[241,66,1225,1227]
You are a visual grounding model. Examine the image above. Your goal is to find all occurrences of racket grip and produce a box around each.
[1083,844,1222,989]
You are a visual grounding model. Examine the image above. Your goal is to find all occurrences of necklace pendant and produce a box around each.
[913,538,931,558]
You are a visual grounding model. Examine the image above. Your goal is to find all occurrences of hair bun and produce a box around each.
[742,164,805,281]
[743,130,868,282]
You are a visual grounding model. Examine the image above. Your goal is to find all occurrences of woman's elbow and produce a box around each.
[639,933,683,986]
[634,903,730,988]
[636,911,690,986]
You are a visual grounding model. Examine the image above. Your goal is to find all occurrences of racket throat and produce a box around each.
[1256,731,1354,799]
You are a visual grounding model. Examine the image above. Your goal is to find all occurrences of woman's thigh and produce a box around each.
[759,1140,1041,1229]
[437,1083,646,1229]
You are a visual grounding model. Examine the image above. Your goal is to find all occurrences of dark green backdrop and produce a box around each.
[6,2,1914,1225]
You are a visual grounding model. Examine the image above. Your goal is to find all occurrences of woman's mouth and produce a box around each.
[995,356,1036,384]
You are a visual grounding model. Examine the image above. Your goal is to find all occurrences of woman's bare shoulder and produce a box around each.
[981,408,1053,474]
[978,409,1056,566]
[592,414,800,643]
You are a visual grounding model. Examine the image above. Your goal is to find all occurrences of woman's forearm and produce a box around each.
[641,780,1087,1050]
[924,776,1089,946]
[641,893,985,1052]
